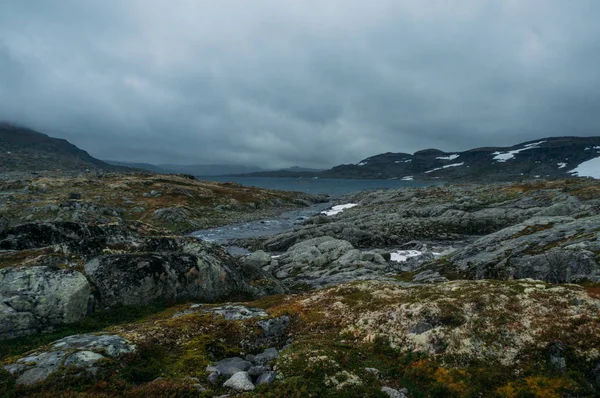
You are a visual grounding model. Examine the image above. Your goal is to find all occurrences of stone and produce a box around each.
[248,365,271,378]
[207,370,220,385]
[257,315,290,338]
[242,250,272,268]
[381,386,407,398]
[5,333,135,385]
[84,238,285,308]
[64,351,105,368]
[212,357,253,378]
[254,347,279,364]
[256,371,276,385]
[223,371,255,391]
[0,266,92,340]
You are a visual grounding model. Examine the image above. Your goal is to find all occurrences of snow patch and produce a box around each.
[391,250,422,262]
[436,154,460,161]
[557,162,567,169]
[357,162,368,166]
[424,162,464,174]
[492,141,546,162]
[321,203,358,216]
[569,157,600,179]
[401,176,413,181]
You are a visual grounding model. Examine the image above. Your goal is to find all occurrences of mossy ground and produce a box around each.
[6,279,599,397]
[0,172,323,234]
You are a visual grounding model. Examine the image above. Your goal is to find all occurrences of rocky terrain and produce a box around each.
[236,136,600,182]
[1,176,600,397]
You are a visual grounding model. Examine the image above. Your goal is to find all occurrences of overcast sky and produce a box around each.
[1,0,600,168]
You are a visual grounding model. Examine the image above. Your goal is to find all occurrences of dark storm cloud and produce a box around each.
[1,0,600,168]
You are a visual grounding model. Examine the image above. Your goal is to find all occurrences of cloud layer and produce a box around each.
[1,0,599,168]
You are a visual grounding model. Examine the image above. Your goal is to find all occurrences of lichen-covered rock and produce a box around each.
[270,236,396,290]
[0,266,92,340]
[3,333,135,385]
[223,371,255,391]
[152,207,191,223]
[427,215,600,283]
[84,237,285,307]
[0,221,137,256]
[241,250,272,269]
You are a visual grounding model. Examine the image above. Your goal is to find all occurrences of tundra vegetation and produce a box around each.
[1,173,600,397]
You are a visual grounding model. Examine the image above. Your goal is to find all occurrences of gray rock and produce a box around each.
[242,250,272,268]
[256,371,276,385]
[254,347,279,365]
[257,315,290,338]
[212,357,253,378]
[207,370,220,385]
[223,371,255,391]
[84,238,285,308]
[64,351,105,368]
[152,207,188,223]
[381,386,408,398]
[248,365,271,378]
[428,215,600,283]
[0,266,92,340]
[206,305,268,321]
[5,333,135,385]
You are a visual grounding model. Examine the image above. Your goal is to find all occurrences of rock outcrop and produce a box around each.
[3,334,135,385]
[423,215,600,283]
[84,237,285,307]
[0,266,92,339]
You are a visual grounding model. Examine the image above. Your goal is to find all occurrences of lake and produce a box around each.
[195,176,437,196]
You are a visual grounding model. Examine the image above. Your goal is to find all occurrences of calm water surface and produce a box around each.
[191,177,439,247]
[195,176,436,196]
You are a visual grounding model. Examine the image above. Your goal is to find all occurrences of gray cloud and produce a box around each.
[1,0,599,168]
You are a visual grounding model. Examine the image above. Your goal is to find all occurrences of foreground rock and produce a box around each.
[0,266,92,339]
[3,334,135,386]
[0,223,285,340]
[84,237,285,307]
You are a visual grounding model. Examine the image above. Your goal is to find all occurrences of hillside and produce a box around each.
[0,123,125,172]
[238,136,600,181]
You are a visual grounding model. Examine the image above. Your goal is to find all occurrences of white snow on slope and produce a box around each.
[358,162,368,166]
[394,159,412,163]
[321,203,358,216]
[492,141,546,162]
[436,154,460,161]
[391,250,422,262]
[425,162,464,174]
[569,157,600,178]
[557,162,567,169]
[401,176,413,181]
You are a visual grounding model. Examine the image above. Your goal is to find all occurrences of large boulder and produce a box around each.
[84,237,285,307]
[0,266,92,340]
[268,236,393,290]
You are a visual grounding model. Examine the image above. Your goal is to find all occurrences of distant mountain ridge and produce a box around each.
[236,136,600,181]
[0,123,125,172]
